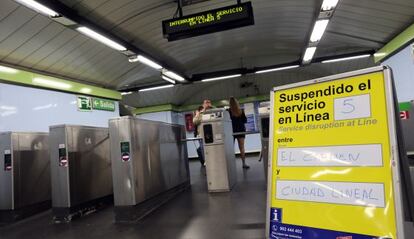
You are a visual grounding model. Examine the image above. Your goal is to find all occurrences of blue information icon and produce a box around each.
[270,208,282,222]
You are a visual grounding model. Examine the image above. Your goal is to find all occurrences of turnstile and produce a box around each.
[0,132,50,223]
[109,117,190,223]
[49,125,112,222]
[401,101,414,155]
[200,109,237,192]
[258,104,270,182]
[401,102,414,204]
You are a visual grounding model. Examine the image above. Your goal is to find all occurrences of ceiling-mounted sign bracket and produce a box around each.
[178,0,184,18]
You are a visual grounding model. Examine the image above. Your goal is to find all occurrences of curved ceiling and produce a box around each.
[0,0,413,106]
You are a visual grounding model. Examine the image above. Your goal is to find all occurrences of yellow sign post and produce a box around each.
[266,66,413,239]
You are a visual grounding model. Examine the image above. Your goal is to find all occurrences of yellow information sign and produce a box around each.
[266,67,407,239]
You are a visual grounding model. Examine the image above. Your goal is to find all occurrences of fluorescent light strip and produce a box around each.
[162,75,176,84]
[201,74,241,82]
[255,65,300,74]
[80,87,92,94]
[121,92,133,96]
[163,70,185,82]
[321,54,371,63]
[303,47,317,63]
[0,66,19,74]
[321,0,339,11]
[33,77,72,89]
[77,27,127,51]
[130,55,163,70]
[139,84,174,92]
[16,0,59,17]
[310,19,329,42]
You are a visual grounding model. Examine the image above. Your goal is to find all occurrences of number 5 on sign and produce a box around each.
[334,94,371,120]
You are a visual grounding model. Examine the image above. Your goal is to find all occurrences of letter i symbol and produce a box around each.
[273,212,278,221]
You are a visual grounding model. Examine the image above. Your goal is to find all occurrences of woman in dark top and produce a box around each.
[228,97,249,169]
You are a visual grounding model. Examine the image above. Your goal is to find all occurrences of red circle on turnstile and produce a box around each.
[59,156,68,167]
[121,153,130,162]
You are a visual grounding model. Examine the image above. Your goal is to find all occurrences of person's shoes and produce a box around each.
[243,164,250,169]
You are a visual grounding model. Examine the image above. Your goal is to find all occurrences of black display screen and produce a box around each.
[120,142,130,154]
[4,153,11,171]
[203,124,214,144]
[162,2,254,41]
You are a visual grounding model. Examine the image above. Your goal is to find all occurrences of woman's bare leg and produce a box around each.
[237,137,249,168]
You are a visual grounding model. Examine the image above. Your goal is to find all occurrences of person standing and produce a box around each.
[193,99,214,134]
[228,97,249,169]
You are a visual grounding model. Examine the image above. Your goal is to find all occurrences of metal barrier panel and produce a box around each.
[109,117,190,212]
[0,132,50,222]
[49,125,112,212]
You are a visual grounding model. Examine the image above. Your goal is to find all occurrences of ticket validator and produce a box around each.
[200,109,237,192]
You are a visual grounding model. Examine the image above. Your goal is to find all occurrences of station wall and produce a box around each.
[0,82,119,132]
[383,43,414,102]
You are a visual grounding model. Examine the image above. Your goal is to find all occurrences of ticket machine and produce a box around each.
[258,103,270,182]
[200,109,237,192]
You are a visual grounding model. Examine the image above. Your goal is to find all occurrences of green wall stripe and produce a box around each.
[133,94,271,115]
[399,102,411,111]
[0,65,121,100]
[374,23,414,63]
[133,104,176,114]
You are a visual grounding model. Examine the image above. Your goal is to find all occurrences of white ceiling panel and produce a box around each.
[0,0,412,106]
[0,15,50,57]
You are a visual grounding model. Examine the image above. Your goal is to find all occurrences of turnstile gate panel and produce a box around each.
[49,125,112,221]
[109,117,190,222]
[0,132,50,222]
[259,105,270,181]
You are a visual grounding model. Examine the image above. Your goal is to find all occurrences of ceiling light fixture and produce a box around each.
[321,0,339,11]
[139,84,174,92]
[15,0,60,17]
[77,27,127,51]
[303,47,317,63]
[33,77,72,89]
[80,87,92,94]
[162,75,176,84]
[0,66,19,74]
[321,54,371,63]
[201,74,242,82]
[129,55,163,70]
[121,92,133,96]
[255,65,300,74]
[310,19,329,42]
[162,70,185,82]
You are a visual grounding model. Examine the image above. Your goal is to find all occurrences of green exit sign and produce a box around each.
[77,96,92,111]
[77,96,116,112]
[92,98,116,112]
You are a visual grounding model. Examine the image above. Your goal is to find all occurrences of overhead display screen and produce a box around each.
[162,2,254,41]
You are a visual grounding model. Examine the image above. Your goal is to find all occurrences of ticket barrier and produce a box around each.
[49,125,112,223]
[258,104,270,182]
[0,132,50,224]
[401,101,414,209]
[200,109,237,192]
[109,117,190,223]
